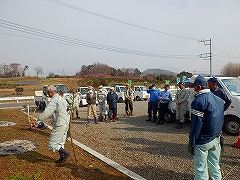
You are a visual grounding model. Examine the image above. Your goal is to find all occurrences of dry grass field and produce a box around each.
[0,77,136,179]
[0,109,131,180]
[0,76,154,97]
[0,77,80,97]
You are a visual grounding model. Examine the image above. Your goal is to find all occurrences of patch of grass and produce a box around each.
[94,167,103,171]
[7,171,42,180]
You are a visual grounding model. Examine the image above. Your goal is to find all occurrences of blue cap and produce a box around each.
[207,77,218,83]
[177,82,184,85]
[193,75,206,86]
[151,84,156,87]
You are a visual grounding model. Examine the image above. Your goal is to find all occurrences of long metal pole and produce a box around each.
[209,39,212,77]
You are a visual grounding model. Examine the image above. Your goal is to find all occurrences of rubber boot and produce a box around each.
[174,120,180,128]
[176,122,183,129]
[86,119,90,125]
[94,117,98,124]
[76,111,80,119]
[152,114,156,123]
[104,114,108,122]
[55,147,70,163]
[220,135,224,151]
[159,119,164,124]
[99,115,103,122]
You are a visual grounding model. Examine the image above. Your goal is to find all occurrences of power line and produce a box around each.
[214,54,240,59]
[212,45,240,59]
[0,20,200,60]
[46,0,199,41]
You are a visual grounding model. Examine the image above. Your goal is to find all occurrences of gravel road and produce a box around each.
[34,101,240,180]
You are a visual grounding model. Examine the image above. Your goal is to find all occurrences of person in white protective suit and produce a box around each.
[35,85,70,163]
[97,85,108,121]
[73,93,81,119]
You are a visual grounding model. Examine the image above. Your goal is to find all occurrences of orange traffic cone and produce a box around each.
[232,128,240,148]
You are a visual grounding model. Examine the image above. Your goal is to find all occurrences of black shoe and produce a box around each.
[146,119,151,122]
[174,120,180,128]
[55,154,70,163]
[56,148,70,163]
[159,120,164,124]
[220,142,224,151]
[176,123,182,129]
[151,120,156,123]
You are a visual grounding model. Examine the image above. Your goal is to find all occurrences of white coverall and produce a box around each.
[97,89,108,116]
[36,93,70,152]
[175,88,189,123]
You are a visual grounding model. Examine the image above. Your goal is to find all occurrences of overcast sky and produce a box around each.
[0,0,240,77]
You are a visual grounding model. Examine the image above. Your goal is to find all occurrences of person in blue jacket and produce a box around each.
[188,75,224,180]
[157,84,172,125]
[107,87,119,121]
[207,77,232,151]
[146,84,161,123]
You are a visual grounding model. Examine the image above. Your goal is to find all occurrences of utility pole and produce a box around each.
[199,39,212,76]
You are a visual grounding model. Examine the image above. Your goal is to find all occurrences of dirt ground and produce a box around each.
[0,109,131,180]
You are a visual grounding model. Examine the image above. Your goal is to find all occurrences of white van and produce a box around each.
[133,86,149,101]
[77,86,88,106]
[34,84,70,110]
[164,77,240,136]
[115,85,126,103]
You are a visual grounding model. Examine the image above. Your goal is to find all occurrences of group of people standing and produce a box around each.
[146,81,194,129]
[31,83,134,163]
[85,85,118,124]
[32,75,229,179]
[146,83,173,125]
[86,83,134,124]
[146,75,231,179]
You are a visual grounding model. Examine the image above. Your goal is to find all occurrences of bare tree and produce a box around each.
[34,66,43,77]
[221,62,240,77]
[9,63,21,77]
[48,72,55,77]
[0,64,10,77]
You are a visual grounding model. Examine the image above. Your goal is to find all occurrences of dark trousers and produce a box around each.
[148,102,158,119]
[158,103,169,121]
[108,108,117,119]
[125,100,133,111]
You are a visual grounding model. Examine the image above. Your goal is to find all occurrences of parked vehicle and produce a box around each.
[164,77,240,136]
[34,84,70,110]
[77,87,88,106]
[103,86,112,93]
[114,85,126,103]
[133,86,149,101]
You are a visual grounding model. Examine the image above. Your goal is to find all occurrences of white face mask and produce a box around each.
[89,90,93,93]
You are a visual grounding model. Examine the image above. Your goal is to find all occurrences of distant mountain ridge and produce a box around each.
[142,68,178,76]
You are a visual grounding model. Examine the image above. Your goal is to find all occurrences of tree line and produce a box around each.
[1,62,240,80]
[75,62,142,78]
[0,63,43,78]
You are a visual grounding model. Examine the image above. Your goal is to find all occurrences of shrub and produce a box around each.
[15,87,23,95]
